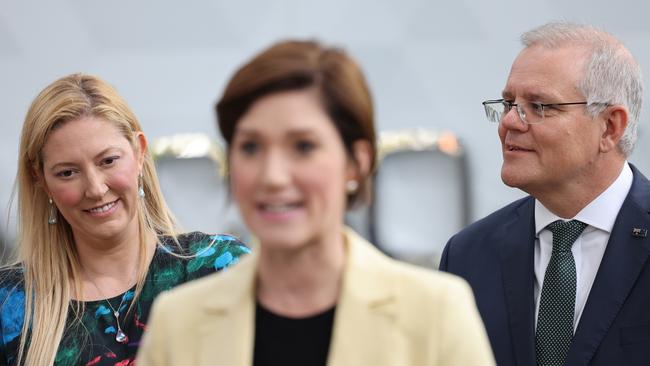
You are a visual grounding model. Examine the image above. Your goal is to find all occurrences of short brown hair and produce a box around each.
[216,40,376,206]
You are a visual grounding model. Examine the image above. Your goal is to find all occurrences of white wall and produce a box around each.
[2,0,649,242]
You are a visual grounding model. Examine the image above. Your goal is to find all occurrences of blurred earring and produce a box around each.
[138,172,145,198]
[346,180,359,194]
[48,198,57,225]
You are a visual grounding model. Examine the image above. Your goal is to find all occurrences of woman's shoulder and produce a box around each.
[153,231,251,279]
[149,249,256,316]
[348,232,472,301]
[390,260,472,296]
[355,252,478,324]
[158,231,249,257]
[0,265,26,347]
[0,265,24,291]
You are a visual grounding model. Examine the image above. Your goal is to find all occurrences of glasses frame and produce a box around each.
[482,99,604,124]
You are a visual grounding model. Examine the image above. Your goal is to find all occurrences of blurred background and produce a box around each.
[2,0,649,267]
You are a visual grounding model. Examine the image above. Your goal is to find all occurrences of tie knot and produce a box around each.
[547,220,587,252]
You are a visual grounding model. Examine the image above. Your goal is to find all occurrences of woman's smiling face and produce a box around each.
[41,115,145,245]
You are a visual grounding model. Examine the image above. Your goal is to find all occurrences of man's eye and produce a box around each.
[529,103,544,115]
[530,103,544,113]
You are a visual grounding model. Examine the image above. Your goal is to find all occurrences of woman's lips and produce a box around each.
[85,199,119,217]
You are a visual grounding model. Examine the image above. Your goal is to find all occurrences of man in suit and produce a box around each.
[440,22,648,366]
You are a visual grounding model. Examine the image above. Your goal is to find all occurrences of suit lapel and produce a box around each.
[198,251,258,366]
[499,197,537,366]
[327,229,399,366]
[566,167,650,366]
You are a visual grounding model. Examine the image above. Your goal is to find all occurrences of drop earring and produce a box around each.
[345,180,359,194]
[48,198,57,225]
[138,172,145,198]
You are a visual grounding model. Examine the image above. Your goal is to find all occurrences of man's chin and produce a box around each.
[501,168,528,190]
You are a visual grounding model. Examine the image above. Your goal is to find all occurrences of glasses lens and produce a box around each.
[484,102,504,123]
[521,102,544,124]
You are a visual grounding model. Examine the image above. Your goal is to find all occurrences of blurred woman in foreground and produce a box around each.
[138,40,494,366]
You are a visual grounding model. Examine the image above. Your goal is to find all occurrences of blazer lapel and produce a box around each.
[566,168,650,366]
[198,251,258,366]
[499,197,537,366]
[327,229,399,366]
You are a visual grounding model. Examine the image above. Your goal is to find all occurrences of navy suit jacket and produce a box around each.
[440,164,650,366]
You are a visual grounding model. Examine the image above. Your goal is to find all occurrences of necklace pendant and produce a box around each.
[115,329,128,343]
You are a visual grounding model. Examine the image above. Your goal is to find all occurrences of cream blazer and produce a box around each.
[137,228,495,366]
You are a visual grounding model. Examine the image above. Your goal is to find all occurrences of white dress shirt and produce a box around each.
[533,163,633,331]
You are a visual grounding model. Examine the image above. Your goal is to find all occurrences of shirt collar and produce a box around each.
[535,162,633,236]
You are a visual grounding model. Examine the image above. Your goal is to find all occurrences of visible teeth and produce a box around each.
[262,204,295,212]
[89,201,116,213]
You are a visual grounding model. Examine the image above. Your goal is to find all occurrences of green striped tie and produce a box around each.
[535,219,587,366]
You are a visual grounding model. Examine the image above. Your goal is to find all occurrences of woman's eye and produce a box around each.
[55,169,74,178]
[239,141,258,155]
[102,156,119,165]
[295,140,315,154]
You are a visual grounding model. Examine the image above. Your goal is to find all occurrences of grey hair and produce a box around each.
[521,22,643,156]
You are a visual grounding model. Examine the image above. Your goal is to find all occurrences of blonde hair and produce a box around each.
[12,73,178,365]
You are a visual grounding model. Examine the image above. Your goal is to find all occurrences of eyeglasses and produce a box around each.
[482,99,608,124]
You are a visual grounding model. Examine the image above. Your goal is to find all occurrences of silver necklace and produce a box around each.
[87,278,130,344]
[104,294,129,344]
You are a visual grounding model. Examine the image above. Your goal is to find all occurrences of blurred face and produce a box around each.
[499,44,605,195]
[229,89,353,251]
[41,116,145,245]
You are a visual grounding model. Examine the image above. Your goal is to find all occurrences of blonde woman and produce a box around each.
[138,40,494,366]
[0,74,249,365]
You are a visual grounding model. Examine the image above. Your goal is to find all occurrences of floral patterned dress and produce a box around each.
[0,232,250,365]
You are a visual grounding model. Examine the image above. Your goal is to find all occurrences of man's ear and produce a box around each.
[135,132,148,170]
[600,105,628,154]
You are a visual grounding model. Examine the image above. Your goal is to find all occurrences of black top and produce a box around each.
[253,302,336,366]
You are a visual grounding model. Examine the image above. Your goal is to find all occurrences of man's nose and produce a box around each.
[500,105,529,132]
